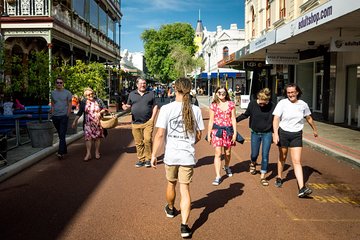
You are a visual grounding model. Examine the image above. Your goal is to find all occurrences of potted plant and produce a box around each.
[25,50,54,148]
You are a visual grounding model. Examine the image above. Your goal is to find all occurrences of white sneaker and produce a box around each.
[212,177,221,186]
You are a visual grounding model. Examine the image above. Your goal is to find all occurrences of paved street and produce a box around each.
[0,104,359,240]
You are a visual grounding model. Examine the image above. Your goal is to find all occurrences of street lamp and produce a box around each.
[207,52,211,104]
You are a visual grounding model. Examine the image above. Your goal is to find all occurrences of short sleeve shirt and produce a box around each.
[156,101,205,166]
[51,89,72,116]
[272,98,311,132]
[127,90,156,124]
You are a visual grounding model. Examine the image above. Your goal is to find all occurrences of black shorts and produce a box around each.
[278,128,303,147]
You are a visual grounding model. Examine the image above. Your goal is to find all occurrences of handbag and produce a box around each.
[100,113,118,129]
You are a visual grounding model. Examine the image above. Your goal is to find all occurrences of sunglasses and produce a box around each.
[86,93,94,97]
[217,91,226,96]
[56,81,63,84]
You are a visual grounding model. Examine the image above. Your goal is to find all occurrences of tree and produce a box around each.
[59,60,107,100]
[141,23,197,82]
[170,44,204,79]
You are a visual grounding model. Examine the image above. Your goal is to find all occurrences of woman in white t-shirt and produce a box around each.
[272,83,318,198]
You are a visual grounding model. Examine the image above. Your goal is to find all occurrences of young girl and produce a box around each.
[207,86,237,185]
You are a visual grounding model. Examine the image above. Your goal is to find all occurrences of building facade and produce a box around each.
[0,0,122,95]
[223,0,360,127]
[196,21,246,95]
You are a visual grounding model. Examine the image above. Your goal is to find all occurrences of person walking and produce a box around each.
[236,88,275,186]
[235,84,241,106]
[122,77,158,168]
[207,86,237,186]
[71,88,108,161]
[50,77,72,159]
[150,78,204,238]
[272,83,318,198]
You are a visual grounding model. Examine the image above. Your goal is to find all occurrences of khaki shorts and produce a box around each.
[165,165,194,184]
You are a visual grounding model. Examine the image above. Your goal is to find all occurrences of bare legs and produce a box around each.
[84,138,101,161]
[166,181,191,225]
[277,146,305,189]
[214,146,231,179]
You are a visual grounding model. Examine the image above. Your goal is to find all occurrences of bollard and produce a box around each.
[348,105,351,126]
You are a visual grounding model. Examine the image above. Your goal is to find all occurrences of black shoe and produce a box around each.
[164,204,176,218]
[275,177,282,188]
[135,161,145,168]
[144,160,151,168]
[180,224,192,238]
[298,186,312,198]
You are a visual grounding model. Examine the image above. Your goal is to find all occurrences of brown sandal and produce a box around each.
[260,178,269,186]
[249,162,256,175]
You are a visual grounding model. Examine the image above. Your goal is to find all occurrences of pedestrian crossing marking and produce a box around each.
[312,195,359,205]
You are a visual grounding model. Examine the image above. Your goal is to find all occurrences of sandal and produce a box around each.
[249,162,257,175]
[260,178,269,186]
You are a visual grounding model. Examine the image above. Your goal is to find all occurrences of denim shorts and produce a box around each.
[278,128,303,147]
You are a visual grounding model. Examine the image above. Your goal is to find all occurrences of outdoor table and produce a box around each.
[0,114,31,150]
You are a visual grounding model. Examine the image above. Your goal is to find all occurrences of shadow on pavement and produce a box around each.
[195,156,213,168]
[0,126,134,239]
[191,182,244,233]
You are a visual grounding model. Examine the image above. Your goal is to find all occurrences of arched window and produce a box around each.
[223,47,229,59]
[280,0,286,19]
[251,6,255,37]
[266,0,271,29]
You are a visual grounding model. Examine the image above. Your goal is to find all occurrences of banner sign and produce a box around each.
[250,31,276,53]
[277,0,360,43]
[265,53,299,65]
[330,37,360,52]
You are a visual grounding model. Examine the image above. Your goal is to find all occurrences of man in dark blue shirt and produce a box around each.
[122,78,158,168]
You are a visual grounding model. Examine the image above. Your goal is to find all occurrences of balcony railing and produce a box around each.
[4,0,50,16]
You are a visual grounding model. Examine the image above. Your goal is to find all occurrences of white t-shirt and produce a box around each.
[155,101,205,166]
[273,98,311,132]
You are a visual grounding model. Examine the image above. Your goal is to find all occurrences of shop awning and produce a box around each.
[200,68,244,79]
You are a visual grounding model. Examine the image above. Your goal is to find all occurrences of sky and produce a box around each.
[121,0,245,53]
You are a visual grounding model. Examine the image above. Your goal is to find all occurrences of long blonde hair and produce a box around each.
[174,78,195,134]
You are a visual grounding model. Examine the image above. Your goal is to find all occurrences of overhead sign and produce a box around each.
[244,61,272,70]
[277,0,360,42]
[250,30,276,53]
[330,37,360,52]
[266,53,299,65]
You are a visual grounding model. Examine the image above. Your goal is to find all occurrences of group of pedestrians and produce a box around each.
[122,77,318,238]
[51,75,318,238]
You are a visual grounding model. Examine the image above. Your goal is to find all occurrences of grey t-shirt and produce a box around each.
[51,89,72,116]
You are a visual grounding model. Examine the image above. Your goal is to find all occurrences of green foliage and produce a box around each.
[170,44,204,79]
[27,51,50,106]
[59,60,107,100]
[141,22,197,82]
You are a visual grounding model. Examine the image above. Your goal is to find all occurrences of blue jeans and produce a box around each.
[52,115,69,155]
[250,131,272,174]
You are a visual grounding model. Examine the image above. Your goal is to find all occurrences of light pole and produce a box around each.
[207,52,211,104]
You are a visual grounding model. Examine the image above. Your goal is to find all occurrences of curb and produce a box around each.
[0,111,129,183]
[303,138,360,168]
